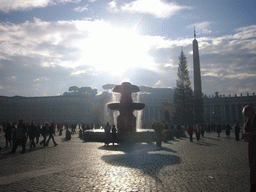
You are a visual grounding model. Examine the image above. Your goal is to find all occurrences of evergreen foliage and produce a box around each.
[63,86,97,97]
[173,49,194,125]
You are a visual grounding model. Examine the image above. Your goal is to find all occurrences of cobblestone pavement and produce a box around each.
[0,131,250,191]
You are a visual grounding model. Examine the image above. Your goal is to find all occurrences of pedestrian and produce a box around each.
[71,123,76,134]
[10,119,27,154]
[46,123,58,146]
[36,123,40,144]
[234,122,241,141]
[40,122,48,147]
[226,122,231,138]
[201,124,205,138]
[82,123,86,131]
[194,124,201,142]
[66,128,71,140]
[28,122,37,150]
[207,124,211,133]
[242,105,256,192]
[104,122,111,146]
[155,123,165,147]
[112,125,117,145]
[176,124,181,138]
[58,123,63,136]
[216,124,221,137]
[4,122,12,148]
[187,125,194,142]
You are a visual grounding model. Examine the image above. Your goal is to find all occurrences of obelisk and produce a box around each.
[193,28,204,123]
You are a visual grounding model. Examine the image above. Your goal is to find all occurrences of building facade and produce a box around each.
[0,95,101,124]
[0,87,174,127]
[203,92,256,125]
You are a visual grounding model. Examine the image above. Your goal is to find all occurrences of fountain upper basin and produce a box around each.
[107,103,145,111]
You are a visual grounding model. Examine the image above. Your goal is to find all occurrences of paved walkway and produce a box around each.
[0,131,250,191]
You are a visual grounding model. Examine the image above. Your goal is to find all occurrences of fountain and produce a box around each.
[108,82,145,142]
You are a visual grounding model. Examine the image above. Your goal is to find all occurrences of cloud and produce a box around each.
[0,17,256,96]
[108,1,119,13]
[190,25,256,95]
[108,0,190,18]
[34,77,50,82]
[71,70,86,75]
[74,5,88,12]
[0,0,81,13]
[188,21,212,35]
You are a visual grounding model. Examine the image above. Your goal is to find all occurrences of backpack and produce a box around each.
[16,124,25,139]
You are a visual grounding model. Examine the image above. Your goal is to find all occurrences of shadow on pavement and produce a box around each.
[0,145,53,160]
[203,136,221,141]
[102,153,180,184]
[194,141,218,146]
[99,142,177,153]
[61,138,72,142]
[100,143,180,184]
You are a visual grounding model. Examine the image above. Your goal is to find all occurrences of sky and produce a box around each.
[0,0,255,97]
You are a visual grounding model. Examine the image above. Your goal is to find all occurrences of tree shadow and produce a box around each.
[100,143,180,184]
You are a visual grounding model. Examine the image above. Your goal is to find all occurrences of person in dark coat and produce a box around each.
[201,124,205,138]
[58,123,63,136]
[225,123,231,138]
[10,119,27,154]
[216,124,222,137]
[242,105,256,192]
[4,122,12,148]
[104,122,111,146]
[112,125,117,145]
[234,122,241,141]
[46,123,58,146]
[194,124,201,142]
[36,123,40,144]
[176,124,181,138]
[40,122,48,147]
[28,122,38,150]
[155,123,165,147]
[187,125,194,142]
[66,128,71,140]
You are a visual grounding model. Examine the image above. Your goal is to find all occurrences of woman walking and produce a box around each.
[194,124,201,142]
[187,125,194,142]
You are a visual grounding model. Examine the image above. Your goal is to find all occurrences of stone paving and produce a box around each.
[0,130,251,191]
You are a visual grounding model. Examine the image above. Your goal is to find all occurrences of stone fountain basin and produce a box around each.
[107,103,145,110]
[83,129,156,143]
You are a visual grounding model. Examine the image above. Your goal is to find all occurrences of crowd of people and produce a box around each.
[1,105,255,191]
[185,122,241,142]
[1,120,62,154]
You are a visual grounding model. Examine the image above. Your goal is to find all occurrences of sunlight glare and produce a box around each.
[77,24,156,76]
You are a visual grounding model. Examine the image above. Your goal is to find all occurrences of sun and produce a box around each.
[77,24,156,76]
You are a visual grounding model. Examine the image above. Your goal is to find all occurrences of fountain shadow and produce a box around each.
[100,143,180,184]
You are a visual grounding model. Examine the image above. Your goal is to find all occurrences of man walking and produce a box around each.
[10,119,27,154]
[40,122,48,147]
[46,123,58,146]
[104,122,111,146]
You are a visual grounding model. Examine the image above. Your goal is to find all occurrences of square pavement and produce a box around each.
[0,131,250,191]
